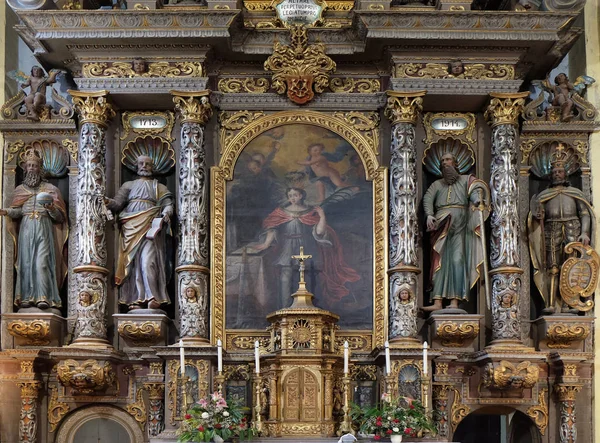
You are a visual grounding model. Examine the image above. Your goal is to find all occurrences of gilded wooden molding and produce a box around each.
[546,324,590,349]
[68,90,115,127]
[482,360,539,390]
[223,364,251,381]
[350,365,377,381]
[149,362,164,375]
[436,321,480,347]
[435,362,449,376]
[213,110,385,348]
[171,90,213,125]
[7,320,51,346]
[395,63,515,80]
[484,92,529,127]
[264,25,336,104]
[56,359,116,395]
[48,386,70,433]
[126,387,147,430]
[82,61,203,78]
[167,359,210,425]
[563,364,578,377]
[219,111,266,153]
[526,388,548,436]
[384,90,426,125]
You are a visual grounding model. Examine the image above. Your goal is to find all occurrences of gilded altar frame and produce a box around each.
[211,110,387,351]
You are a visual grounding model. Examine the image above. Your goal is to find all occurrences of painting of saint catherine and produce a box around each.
[225,124,373,329]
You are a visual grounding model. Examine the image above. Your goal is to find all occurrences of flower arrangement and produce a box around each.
[351,393,436,440]
[178,391,255,442]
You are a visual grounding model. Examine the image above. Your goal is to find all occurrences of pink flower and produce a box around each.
[198,399,208,407]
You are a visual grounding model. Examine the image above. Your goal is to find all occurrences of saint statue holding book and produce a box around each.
[106,155,174,311]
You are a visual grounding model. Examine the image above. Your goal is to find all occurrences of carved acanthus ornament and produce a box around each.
[82,61,203,78]
[527,388,548,436]
[546,324,590,349]
[118,321,162,347]
[7,320,50,345]
[450,387,470,431]
[69,90,115,346]
[143,383,166,436]
[436,322,480,347]
[56,359,116,395]
[396,63,515,80]
[62,139,79,163]
[219,111,266,152]
[485,92,528,128]
[384,90,426,126]
[172,90,213,124]
[48,386,70,433]
[329,78,381,93]
[482,360,539,390]
[172,90,212,343]
[218,77,270,93]
[264,25,336,104]
[5,140,25,163]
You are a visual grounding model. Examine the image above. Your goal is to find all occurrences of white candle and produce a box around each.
[423,341,428,376]
[179,339,185,376]
[254,340,260,374]
[343,341,349,374]
[385,340,391,376]
[217,339,223,373]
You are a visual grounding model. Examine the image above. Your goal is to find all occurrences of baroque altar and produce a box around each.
[0,0,598,441]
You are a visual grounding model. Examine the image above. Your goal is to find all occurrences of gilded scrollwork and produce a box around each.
[5,140,25,164]
[546,324,591,349]
[172,90,213,125]
[117,321,162,347]
[436,322,480,347]
[264,25,336,104]
[350,365,377,381]
[126,387,147,430]
[48,386,70,433]
[329,78,381,93]
[385,90,426,126]
[218,78,270,93]
[396,63,515,80]
[82,61,203,78]
[7,320,50,346]
[423,112,477,145]
[223,364,251,381]
[62,139,78,163]
[120,111,175,141]
[450,387,470,431]
[526,388,548,436]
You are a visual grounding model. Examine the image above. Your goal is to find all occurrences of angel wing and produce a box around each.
[531,77,554,94]
[7,70,29,84]
[573,75,595,96]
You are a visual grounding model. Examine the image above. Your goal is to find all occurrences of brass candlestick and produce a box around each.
[179,374,192,415]
[253,375,263,434]
[215,371,225,395]
[421,374,430,413]
[339,375,355,435]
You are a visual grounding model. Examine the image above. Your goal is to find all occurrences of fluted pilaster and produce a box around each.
[69,90,115,348]
[172,90,213,343]
[385,90,426,343]
[484,92,528,346]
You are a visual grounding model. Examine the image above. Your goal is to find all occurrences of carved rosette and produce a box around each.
[482,360,539,390]
[485,92,527,345]
[555,384,583,443]
[69,90,115,347]
[17,381,41,443]
[143,383,166,436]
[385,90,424,342]
[172,90,212,342]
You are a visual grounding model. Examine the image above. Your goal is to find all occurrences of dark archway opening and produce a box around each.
[453,408,541,443]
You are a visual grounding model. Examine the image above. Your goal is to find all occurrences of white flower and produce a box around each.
[201,412,209,419]
[223,411,230,417]
[392,427,400,433]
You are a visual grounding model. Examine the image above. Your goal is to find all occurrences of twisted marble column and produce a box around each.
[484,92,528,346]
[384,90,426,343]
[171,90,213,344]
[69,90,115,348]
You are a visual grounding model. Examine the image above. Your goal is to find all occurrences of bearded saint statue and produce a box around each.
[0,150,68,310]
[422,152,489,312]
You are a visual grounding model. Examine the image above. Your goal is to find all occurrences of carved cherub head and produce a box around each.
[30,65,44,78]
[396,285,413,304]
[554,73,569,86]
[448,60,464,76]
[132,58,147,75]
[79,291,98,307]
[184,286,198,303]
[500,291,515,309]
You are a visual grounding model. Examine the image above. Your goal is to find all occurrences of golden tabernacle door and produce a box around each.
[283,368,320,422]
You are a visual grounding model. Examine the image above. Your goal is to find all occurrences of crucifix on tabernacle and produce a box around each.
[291,246,312,292]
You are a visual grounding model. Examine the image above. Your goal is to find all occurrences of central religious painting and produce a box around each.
[225,123,374,330]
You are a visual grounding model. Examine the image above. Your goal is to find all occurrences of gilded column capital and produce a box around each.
[555,383,583,402]
[484,92,529,127]
[68,90,116,127]
[143,382,165,400]
[384,90,426,125]
[17,381,42,398]
[171,90,213,124]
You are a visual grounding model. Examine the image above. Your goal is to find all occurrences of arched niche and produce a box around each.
[54,404,145,443]
[453,407,542,443]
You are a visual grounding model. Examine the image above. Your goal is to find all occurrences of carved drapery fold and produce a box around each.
[485,92,528,344]
[172,90,213,342]
[69,90,115,347]
[385,90,425,341]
